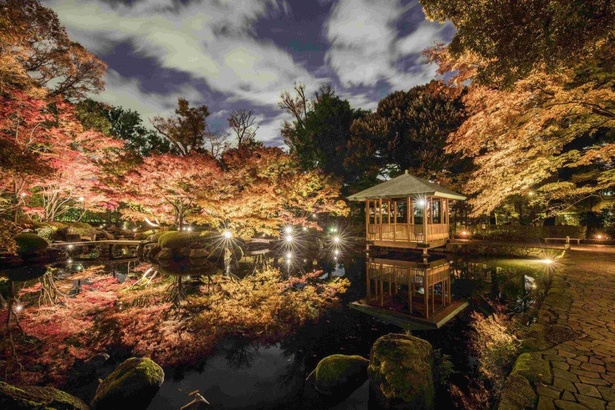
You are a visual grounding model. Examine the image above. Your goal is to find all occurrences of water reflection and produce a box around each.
[0,250,553,410]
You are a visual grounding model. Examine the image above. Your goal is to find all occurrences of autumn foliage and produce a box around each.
[0,266,348,386]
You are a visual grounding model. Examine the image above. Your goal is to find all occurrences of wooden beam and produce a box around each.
[365,199,370,239]
[393,200,397,241]
[379,198,383,241]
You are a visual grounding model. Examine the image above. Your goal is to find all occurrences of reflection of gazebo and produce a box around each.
[350,257,469,330]
[348,171,466,250]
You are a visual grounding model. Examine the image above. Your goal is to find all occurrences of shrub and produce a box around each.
[463,225,586,241]
[65,222,97,238]
[15,233,49,256]
[469,310,520,393]
[35,222,67,242]
[158,231,215,249]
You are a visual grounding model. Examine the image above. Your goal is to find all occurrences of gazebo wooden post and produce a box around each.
[379,263,384,306]
[366,262,371,302]
[365,199,370,238]
[378,198,383,241]
[422,197,427,243]
[407,270,412,313]
[407,197,412,242]
[393,200,397,241]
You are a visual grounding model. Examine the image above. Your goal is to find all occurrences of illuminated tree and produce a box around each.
[0,0,106,100]
[280,84,364,180]
[77,99,171,156]
[347,81,469,190]
[214,145,348,238]
[151,98,211,156]
[0,91,122,222]
[421,0,615,216]
[120,153,223,229]
[228,109,259,146]
[421,0,615,87]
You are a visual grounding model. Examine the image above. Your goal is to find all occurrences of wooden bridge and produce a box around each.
[50,240,153,259]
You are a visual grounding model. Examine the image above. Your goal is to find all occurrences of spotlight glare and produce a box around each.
[333,236,341,244]
[223,230,233,239]
[285,234,293,243]
[286,252,292,259]
[15,304,23,313]
[541,259,553,265]
[284,226,293,234]
[417,199,426,207]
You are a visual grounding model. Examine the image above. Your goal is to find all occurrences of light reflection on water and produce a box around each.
[0,252,551,409]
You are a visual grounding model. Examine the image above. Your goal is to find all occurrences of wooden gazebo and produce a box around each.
[348,171,466,250]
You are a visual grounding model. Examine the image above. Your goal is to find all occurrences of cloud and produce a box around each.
[45,0,320,109]
[324,0,452,90]
[93,69,202,122]
[42,0,455,148]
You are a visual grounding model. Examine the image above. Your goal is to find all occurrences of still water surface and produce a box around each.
[1,252,549,409]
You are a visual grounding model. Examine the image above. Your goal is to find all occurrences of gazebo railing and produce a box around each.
[367,223,448,243]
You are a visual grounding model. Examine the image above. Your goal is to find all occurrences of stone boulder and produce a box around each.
[313,354,369,397]
[146,245,161,259]
[91,357,164,410]
[155,248,173,260]
[368,333,434,410]
[0,381,89,410]
[189,248,209,259]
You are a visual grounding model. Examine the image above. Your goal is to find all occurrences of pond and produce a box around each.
[0,250,552,409]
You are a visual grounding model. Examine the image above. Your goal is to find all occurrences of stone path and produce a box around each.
[504,246,615,409]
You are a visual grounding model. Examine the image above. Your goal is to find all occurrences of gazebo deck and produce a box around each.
[349,299,469,330]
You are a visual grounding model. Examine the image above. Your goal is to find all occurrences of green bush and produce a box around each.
[65,222,97,238]
[15,233,49,256]
[462,225,586,241]
[35,222,67,242]
[158,231,215,249]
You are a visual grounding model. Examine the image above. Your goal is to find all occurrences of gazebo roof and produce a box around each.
[347,171,467,201]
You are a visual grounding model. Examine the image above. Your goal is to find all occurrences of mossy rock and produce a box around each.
[368,333,434,410]
[91,357,164,410]
[146,244,161,259]
[65,222,98,240]
[156,248,173,260]
[497,373,537,410]
[35,222,66,242]
[0,380,89,410]
[511,352,552,384]
[15,233,49,256]
[313,354,369,397]
[158,232,213,250]
[189,248,209,259]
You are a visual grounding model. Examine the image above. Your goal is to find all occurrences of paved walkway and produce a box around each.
[533,246,615,409]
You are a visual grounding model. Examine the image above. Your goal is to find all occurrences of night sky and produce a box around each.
[43,0,454,146]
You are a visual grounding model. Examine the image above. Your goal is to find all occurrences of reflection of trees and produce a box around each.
[38,270,67,306]
[223,338,258,370]
[3,280,24,378]
[167,276,187,309]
